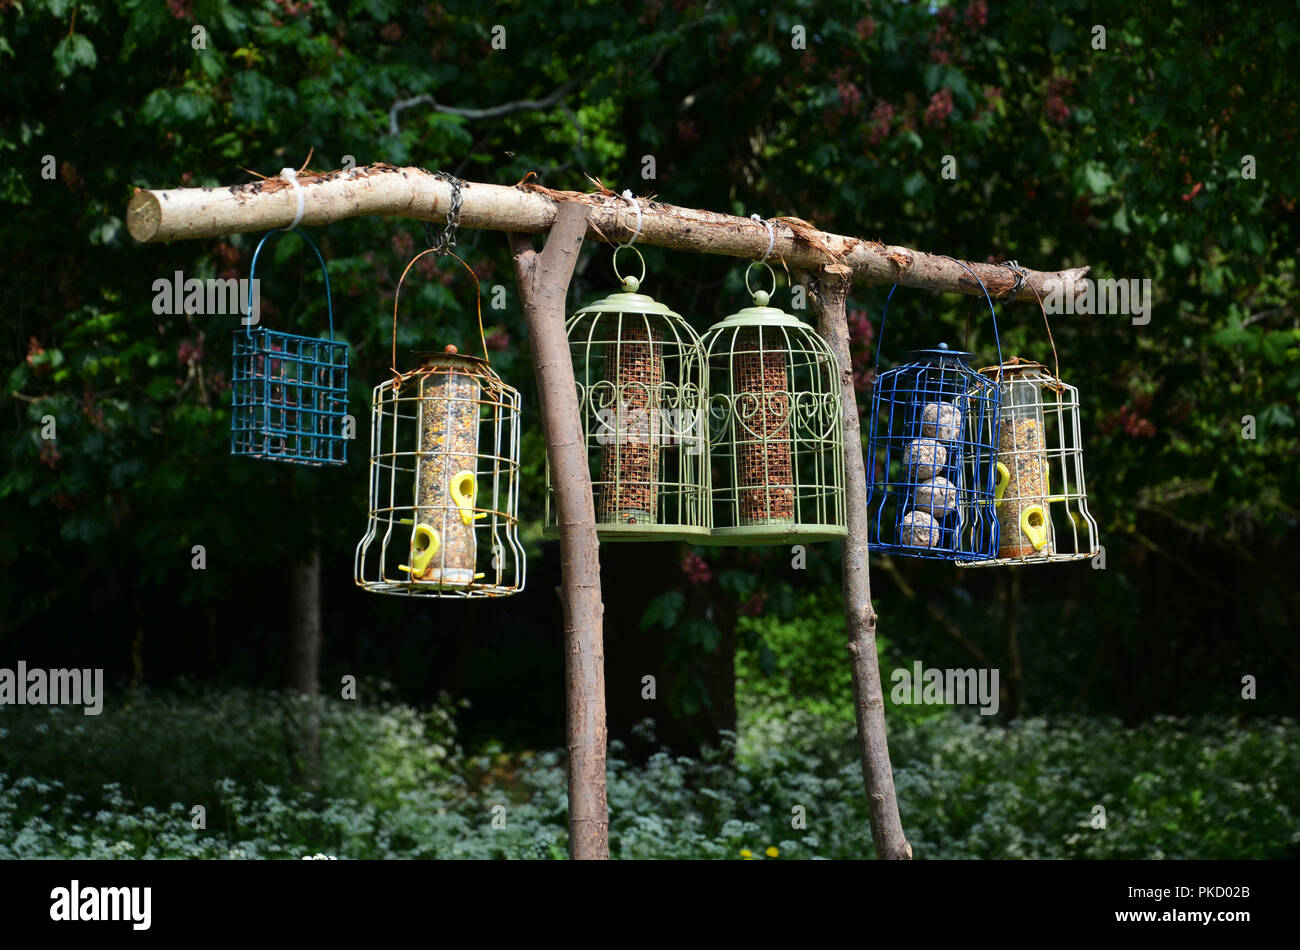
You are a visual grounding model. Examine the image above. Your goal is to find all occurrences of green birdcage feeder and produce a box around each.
[544,245,711,541]
[701,262,847,545]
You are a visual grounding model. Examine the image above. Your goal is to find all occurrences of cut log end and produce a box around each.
[126,190,162,243]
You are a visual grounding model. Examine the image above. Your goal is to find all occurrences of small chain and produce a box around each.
[421,170,463,253]
[997,259,1029,299]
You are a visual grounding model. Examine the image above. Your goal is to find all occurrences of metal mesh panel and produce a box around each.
[230,327,348,465]
[596,325,664,525]
[734,330,794,525]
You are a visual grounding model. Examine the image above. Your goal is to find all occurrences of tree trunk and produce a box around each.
[1004,568,1023,721]
[804,263,912,861]
[508,202,609,860]
[288,540,322,791]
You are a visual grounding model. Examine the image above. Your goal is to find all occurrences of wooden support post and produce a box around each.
[508,202,609,860]
[804,263,913,861]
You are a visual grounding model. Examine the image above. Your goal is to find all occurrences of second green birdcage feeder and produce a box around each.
[700,263,847,545]
[544,245,711,541]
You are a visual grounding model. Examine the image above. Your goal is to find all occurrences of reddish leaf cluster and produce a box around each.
[924,88,954,128]
[177,338,203,366]
[81,384,105,430]
[40,440,61,470]
[1099,403,1157,438]
[681,550,712,585]
[867,100,895,146]
[832,67,863,116]
[1044,75,1072,125]
[739,590,768,618]
[391,230,415,260]
[60,162,83,191]
[26,336,49,377]
[273,0,314,16]
[213,242,241,269]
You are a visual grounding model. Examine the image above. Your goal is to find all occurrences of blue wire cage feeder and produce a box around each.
[231,229,348,466]
[865,263,1003,561]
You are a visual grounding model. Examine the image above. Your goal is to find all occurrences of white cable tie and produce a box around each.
[751,213,775,261]
[281,167,305,230]
[620,189,642,245]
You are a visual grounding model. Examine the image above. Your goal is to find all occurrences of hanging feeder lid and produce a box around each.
[711,305,809,330]
[412,344,483,362]
[572,290,681,319]
[978,358,1048,379]
[906,341,976,363]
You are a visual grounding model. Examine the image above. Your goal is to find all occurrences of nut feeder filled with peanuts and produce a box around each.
[701,261,846,544]
[547,243,711,542]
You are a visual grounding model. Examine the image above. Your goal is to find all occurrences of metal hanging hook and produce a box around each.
[874,258,1004,376]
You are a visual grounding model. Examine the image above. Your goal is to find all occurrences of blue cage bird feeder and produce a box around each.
[865,264,1003,561]
[230,229,349,466]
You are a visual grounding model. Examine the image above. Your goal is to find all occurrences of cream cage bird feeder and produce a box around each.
[545,245,710,541]
[958,359,1100,567]
[354,250,524,597]
[700,262,846,544]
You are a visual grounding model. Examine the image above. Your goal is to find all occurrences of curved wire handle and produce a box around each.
[744,260,777,304]
[612,243,646,291]
[245,227,334,339]
[390,248,487,386]
[872,258,1003,376]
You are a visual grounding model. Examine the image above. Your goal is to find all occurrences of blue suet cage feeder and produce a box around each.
[865,268,1003,561]
[231,229,348,466]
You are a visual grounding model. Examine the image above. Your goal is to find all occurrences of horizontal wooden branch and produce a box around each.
[126,164,1088,302]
